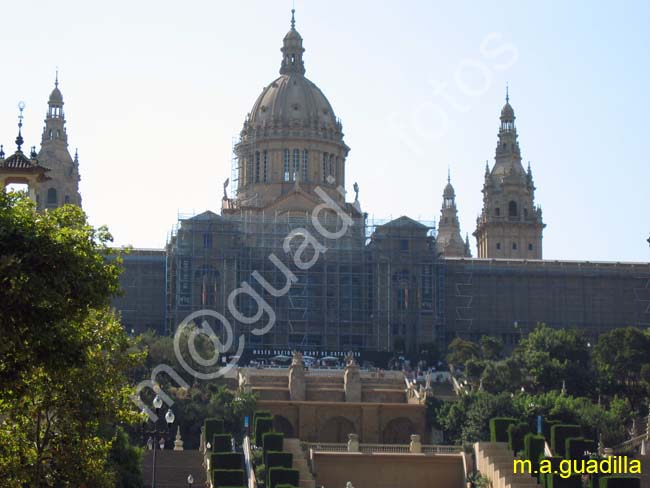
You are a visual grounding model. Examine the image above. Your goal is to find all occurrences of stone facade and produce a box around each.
[474,91,545,259]
[257,400,426,444]
[109,13,650,355]
[35,77,82,210]
[312,451,464,488]
[435,172,471,258]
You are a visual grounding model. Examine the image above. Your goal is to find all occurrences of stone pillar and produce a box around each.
[173,426,184,451]
[409,434,422,453]
[347,433,359,452]
[289,351,306,401]
[344,358,361,403]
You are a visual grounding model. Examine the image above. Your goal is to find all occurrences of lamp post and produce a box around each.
[187,474,194,487]
[143,395,175,488]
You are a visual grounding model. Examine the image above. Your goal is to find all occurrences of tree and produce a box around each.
[130,332,258,448]
[0,191,122,391]
[108,426,144,488]
[480,358,522,394]
[446,338,481,367]
[593,327,650,404]
[435,391,517,444]
[480,336,504,361]
[513,324,593,396]
[0,191,142,486]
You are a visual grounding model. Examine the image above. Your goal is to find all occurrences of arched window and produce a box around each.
[495,207,501,217]
[47,188,57,205]
[284,149,290,181]
[302,150,309,182]
[322,153,328,182]
[508,201,518,217]
[263,150,268,182]
[329,154,335,181]
[293,149,300,180]
[255,151,260,183]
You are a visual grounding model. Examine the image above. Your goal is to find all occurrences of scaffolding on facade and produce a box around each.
[165,209,442,353]
[442,257,650,345]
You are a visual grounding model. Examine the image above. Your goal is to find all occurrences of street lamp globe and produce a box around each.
[153,395,163,409]
[187,474,194,486]
[165,409,175,425]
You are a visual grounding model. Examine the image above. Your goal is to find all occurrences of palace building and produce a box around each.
[4,12,649,357]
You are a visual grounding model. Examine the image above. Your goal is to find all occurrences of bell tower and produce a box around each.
[436,170,471,258]
[474,89,545,259]
[35,73,82,210]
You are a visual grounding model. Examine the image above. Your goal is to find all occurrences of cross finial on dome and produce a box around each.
[506,83,509,103]
[291,8,296,30]
[447,166,451,184]
[55,68,59,88]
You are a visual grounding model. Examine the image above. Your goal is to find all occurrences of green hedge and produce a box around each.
[255,417,274,446]
[542,419,561,442]
[210,452,244,470]
[524,433,545,468]
[507,422,530,454]
[253,410,272,429]
[268,467,300,488]
[550,425,581,455]
[598,477,641,488]
[275,485,298,488]
[564,437,589,460]
[540,456,564,488]
[205,418,225,447]
[266,451,293,470]
[212,433,233,453]
[263,432,284,454]
[489,417,518,442]
[547,474,582,488]
[211,469,245,488]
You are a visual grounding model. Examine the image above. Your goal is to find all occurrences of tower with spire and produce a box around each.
[35,73,82,210]
[473,89,545,259]
[436,170,471,258]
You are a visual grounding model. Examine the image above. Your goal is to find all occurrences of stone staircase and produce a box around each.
[475,442,539,488]
[284,438,316,488]
[143,450,206,488]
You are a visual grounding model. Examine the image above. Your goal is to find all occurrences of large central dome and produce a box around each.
[248,74,338,130]
[228,10,352,216]
[241,10,344,142]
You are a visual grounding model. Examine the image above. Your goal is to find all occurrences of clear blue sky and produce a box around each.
[1,0,649,261]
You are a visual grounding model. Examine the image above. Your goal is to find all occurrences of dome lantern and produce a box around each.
[280,9,306,76]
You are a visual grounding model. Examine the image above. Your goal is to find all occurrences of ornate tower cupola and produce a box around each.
[41,73,68,145]
[436,170,471,258]
[35,73,82,210]
[474,88,545,259]
[0,103,51,201]
[280,9,306,76]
